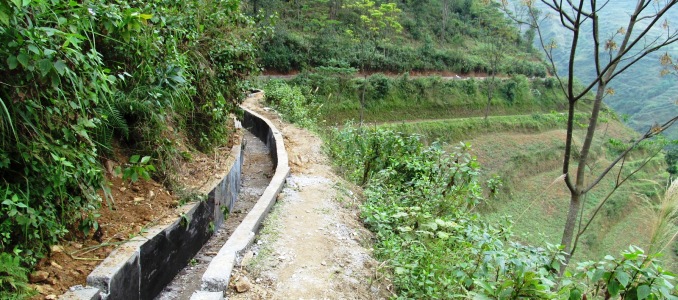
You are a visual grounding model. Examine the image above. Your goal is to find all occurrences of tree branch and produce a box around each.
[584,115,678,193]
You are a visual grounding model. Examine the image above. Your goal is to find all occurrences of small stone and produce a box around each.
[29,271,49,283]
[50,245,64,253]
[235,277,252,293]
[321,261,327,266]
[131,185,140,192]
[45,295,57,300]
[133,197,145,204]
[240,251,254,267]
[46,277,57,285]
[72,243,82,249]
[215,174,221,179]
[34,284,54,295]
[50,261,63,269]
[69,285,83,292]
[147,190,155,200]
[119,187,127,192]
[278,256,286,261]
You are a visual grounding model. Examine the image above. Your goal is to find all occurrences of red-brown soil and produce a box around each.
[29,124,241,299]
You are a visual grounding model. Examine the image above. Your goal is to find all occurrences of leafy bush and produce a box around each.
[0,253,34,299]
[0,0,261,281]
[264,80,319,128]
[325,126,677,298]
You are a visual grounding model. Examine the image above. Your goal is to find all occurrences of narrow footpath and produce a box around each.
[227,95,390,299]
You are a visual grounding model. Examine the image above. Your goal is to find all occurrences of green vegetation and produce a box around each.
[324,125,676,298]
[283,72,568,124]
[262,79,678,298]
[246,0,548,76]
[263,80,320,128]
[0,0,260,291]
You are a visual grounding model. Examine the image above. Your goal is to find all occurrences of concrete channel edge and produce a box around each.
[198,105,291,293]
[61,130,245,299]
[59,98,290,300]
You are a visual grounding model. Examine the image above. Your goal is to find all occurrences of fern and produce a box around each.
[0,253,35,299]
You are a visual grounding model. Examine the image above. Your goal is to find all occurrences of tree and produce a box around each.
[502,0,678,274]
[483,38,504,120]
[344,0,402,125]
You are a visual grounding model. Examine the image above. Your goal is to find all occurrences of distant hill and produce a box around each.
[533,1,678,138]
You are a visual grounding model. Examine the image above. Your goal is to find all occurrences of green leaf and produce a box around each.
[129,155,140,164]
[615,270,630,287]
[608,279,621,297]
[7,55,17,69]
[592,268,605,282]
[0,1,10,26]
[28,44,39,54]
[17,52,29,67]
[54,60,67,75]
[37,59,52,77]
[140,156,151,164]
[637,285,650,300]
[139,13,152,20]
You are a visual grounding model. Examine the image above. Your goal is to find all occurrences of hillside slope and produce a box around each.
[247,0,548,76]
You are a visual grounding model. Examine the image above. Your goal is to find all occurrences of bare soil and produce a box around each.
[29,122,241,299]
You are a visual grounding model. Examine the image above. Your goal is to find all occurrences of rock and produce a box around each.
[45,295,57,300]
[72,243,82,249]
[33,284,53,295]
[133,197,145,204]
[29,271,49,283]
[50,261,63,269]
[131,185,140,192]
[105,160,116,175]
[119,187,127,192]
[46,277,57,285]
[50,245,64,253]
[147,190,155,200]
[240,251,254,267]
[321,261,327,266]
[235,277,252,293]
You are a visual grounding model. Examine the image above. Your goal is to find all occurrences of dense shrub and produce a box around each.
[263,80,319,128]
[0,0,261,280]
[326,126,677,298]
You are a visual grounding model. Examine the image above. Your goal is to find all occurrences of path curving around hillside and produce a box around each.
[225,94,390,299]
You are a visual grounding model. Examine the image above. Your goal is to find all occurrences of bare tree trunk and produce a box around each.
[559,191,581,274]
[441,0,449,42]
[360,74,367,126]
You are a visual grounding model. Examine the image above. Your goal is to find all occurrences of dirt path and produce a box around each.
[227,95,390,299]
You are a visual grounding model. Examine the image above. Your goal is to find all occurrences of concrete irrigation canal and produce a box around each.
[155,129,274,300]
[60,101,291,300]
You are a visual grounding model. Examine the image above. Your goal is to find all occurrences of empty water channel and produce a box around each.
[155,129,274,300]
